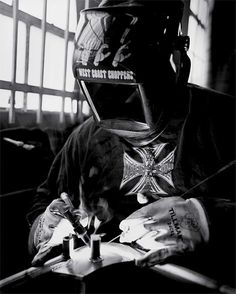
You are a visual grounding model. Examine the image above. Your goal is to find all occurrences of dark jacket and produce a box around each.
[27,84,236,286]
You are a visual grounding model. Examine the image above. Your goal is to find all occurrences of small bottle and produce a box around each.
[62,234,73,259]
[90,234,103,263]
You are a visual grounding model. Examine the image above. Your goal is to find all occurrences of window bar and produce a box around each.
[182,0,191,35]
[78,100,84,124]
[71,99,76,121]
[73,80,80,120]
[23,24,30,111]
[76,0,89,122]
[37,0,47,124]
[60,0,71,124]
[85,0,90,9]
[70,99,75,122]
[9,0,19,124]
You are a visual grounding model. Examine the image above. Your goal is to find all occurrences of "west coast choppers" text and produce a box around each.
[77,68,134,81]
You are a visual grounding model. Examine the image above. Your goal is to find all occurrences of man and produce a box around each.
[27,0,235,290]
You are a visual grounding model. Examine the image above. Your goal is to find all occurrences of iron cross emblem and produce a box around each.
[120,143,176,195]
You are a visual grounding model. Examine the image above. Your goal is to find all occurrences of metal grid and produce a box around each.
[0,0,90,124]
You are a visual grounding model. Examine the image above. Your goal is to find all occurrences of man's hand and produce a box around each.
[119,196,209,267]
[31,198,79,265]
[33,199,68,249]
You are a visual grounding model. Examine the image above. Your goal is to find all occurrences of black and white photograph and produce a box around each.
[0,0,235,293]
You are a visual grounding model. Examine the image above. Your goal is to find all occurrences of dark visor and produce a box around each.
[80,81,146,123]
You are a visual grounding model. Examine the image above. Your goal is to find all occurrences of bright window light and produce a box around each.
[64,98,78,114]
[82,101,90,116]
[47,0,67,30]
[42,95,62,112]
[16,21,26,83]
[0,15,13,81]
[44,33,64,89]
[72,99,77,113]
[28,26,42,86]
[27,93,39,110]
[15,91,24,109]
[0,89,10,108]
[64,97,72,113]
[199,0,208,27]
[190,0,199,15]
[188,16,198,50]
[45,0,77,32]
[19,0,44,20]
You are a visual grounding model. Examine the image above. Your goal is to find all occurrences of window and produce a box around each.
[0,14,13,81]
[0,0,81,124]
[28,26,42,86]
[187,0,215,87]
[42,95,62,112]
[26,93,39,110]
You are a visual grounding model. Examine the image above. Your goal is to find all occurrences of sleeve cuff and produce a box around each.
[189,198,210,243]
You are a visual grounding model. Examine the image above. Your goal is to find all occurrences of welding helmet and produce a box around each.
[73,0,190,146]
